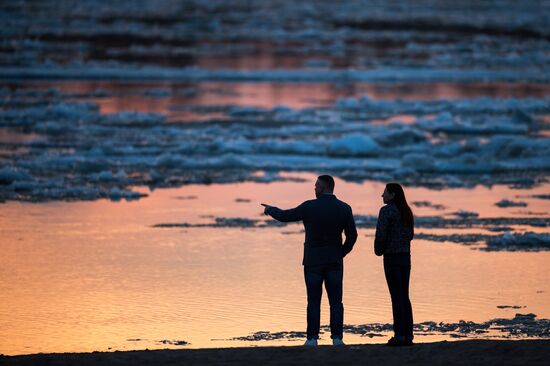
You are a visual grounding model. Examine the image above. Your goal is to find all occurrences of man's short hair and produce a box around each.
[317,175,335,191]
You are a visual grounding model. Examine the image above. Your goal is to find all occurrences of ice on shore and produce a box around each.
[227,313,550,341]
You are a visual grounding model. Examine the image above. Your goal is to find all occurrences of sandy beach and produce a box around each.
[1,340,548,366]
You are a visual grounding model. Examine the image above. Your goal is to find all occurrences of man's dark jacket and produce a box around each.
[266,194,358,266]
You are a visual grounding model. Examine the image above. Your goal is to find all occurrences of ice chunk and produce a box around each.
[401,153,435,170]
[495,199,528,208]
[108,187,147,202]
[452,210,479,219]
[327,133,380,156]
[485,232,550,251]
[0,167,32,185]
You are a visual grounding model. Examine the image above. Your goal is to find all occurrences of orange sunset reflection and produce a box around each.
[1,175,549,355]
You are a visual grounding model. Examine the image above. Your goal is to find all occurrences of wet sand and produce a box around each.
[2,340,548,366]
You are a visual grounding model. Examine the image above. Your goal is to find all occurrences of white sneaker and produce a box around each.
[332,338,345,346]
[304,338,318,346]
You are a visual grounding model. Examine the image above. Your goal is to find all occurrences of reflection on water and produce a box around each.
[0,175,548,355]
[0,129,39,157]
[7,81,550,122]
[0,129,41,144]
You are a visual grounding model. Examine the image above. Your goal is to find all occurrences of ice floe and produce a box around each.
[530,194,550,200]
[156,339,189,346]
[153,215,550,251]
[485,232,550,252]
[497,305,525,309]
[495,199,528,208]
[451,210,479,219]
[411,201,447,210]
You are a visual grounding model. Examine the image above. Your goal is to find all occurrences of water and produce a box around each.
[8,81,550,122]
[1,175,549,354]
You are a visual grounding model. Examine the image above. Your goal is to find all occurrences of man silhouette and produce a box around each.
[262,175,357,346]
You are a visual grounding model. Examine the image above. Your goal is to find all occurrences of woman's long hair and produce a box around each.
[386,183,414,228]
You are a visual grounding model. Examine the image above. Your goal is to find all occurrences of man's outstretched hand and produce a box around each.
[261,203,273,215]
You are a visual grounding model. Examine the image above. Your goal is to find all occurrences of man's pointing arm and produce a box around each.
[261,203,305,222]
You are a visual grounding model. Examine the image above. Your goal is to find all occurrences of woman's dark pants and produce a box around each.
[384,253,413,339]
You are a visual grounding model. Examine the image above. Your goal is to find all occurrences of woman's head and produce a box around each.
[383,183,405,203]
[383,183,414,228]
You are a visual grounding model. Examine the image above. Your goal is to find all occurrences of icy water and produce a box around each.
[1,175,549,355]
[1,0,550,356]
[7,80,550,121]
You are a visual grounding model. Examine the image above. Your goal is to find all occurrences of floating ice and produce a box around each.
[412,201,446,210]
[413,232,550,252]
[495,199,528,208]
[530,194,550,200]
[108,187,147,202]
[153,215,550,251]
[156,339,189,346]
[451,210,480,219]
[1,86,549,202]
[3,65,549,82]
[497,305,525,309]
[327,133,380,156]
[414,233,492,245]
[485,232,550,251]
[101,112,166,126]
[159,215,547,230]
[417,114,531,135]
[0,167,32,185]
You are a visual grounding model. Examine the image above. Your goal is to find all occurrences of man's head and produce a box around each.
[315,175,335,197]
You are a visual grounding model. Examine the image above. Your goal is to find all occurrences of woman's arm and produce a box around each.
[374,206,391,256]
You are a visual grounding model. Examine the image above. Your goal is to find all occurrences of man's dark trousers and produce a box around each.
[304,262,343,340]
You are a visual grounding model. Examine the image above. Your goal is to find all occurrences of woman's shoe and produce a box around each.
[386,337,399,346]
[386,337,413,347]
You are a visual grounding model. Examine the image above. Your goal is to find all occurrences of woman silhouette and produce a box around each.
[374,183,415,346]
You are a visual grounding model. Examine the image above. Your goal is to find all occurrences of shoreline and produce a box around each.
[1,340,548,366]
